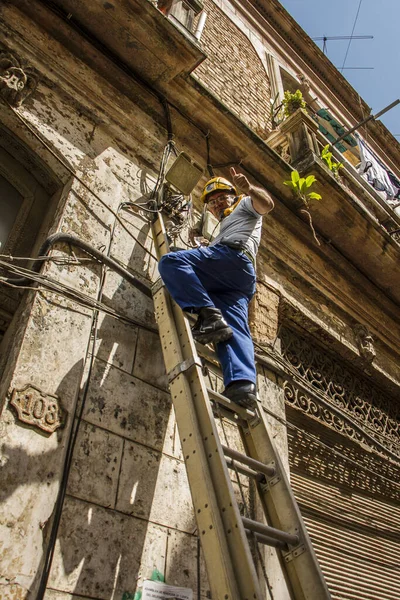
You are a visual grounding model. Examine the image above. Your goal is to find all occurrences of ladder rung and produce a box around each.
[222,445,276,478]
[207,387,256,418]
[225,457,259,480]
[211,404,243,425]
[245,528,287,549]
[195,341,219,364]
[242,516,299,546]
[196,344,224,377]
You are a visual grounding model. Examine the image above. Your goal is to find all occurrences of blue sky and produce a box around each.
[277,0,400,139]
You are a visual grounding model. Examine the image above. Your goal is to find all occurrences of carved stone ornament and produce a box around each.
[297,73,311,95]
[353,323,376,365]
[0,50,38,107]
[280,326,399,461]
[10,384,63,433]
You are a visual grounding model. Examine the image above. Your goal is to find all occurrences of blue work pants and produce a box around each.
[158,244,256,387]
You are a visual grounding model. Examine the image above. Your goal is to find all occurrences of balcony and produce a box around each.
[160,0,205,44]
[266,108,400,305]
[45,0,206,88]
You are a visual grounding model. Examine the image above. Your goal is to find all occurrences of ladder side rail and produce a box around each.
[183,274,332,599]
[170,300,263,599]
[242,404,332,600]
[151,215,262,600]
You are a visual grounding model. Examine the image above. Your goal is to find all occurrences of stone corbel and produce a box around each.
[353,323,376,366]
[265,126,291,164]
[278,108,320,167]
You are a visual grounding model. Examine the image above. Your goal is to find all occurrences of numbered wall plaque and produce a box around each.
[10,384,63,433]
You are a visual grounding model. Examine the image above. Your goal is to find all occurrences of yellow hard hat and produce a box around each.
[200,177,237,204]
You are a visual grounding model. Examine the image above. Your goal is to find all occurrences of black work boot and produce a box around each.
[222,380,257,408]
[191,307,233,345]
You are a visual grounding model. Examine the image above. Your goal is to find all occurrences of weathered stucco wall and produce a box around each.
[1,1,400,600]
[0,4,207,598]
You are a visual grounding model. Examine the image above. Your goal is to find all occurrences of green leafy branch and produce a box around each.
[284,170,322,245]
[321,144,343,179]
[270,90,308,128]
[284,170,322,206]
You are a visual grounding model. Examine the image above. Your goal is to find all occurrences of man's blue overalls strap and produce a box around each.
[158,243,256,386]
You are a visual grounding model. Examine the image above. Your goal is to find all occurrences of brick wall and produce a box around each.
[194,0,272,137]
[249,282,280,344]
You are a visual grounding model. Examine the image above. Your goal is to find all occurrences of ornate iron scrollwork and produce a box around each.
[280,327,400,461]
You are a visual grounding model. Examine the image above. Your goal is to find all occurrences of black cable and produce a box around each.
[1,233,152,299]
[150,141,175,204]
[35,279,105,600]
[0,253,91,264]
[161,96,173,142]
[341,0,364,72]
[205,131,214,177]
[35,205,137,599]
[1,266,158,333]
[120,202,159,214]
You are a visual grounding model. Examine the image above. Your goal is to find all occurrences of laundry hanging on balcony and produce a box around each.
[387,170,400,200]
[357,136,400,202]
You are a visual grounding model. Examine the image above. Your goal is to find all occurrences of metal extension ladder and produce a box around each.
[151,214,331,600]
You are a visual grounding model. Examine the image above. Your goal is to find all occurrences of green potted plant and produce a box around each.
[282,89,307,118]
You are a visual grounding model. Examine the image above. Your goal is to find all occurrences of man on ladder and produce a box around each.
[158,167,274,408]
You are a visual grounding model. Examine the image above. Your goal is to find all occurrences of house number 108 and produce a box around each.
[10,385,63,433]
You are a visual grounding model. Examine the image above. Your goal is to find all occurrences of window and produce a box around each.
[0,126,61,344]
[0,174,24,250]
[160,0,204,35]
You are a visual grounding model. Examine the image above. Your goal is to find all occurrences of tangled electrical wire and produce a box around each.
[127,139,196,249]
[0,257,157,333]
[161,187,192,234]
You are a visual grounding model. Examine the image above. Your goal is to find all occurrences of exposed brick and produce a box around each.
[194,0,272,136]
[249,283,280,344]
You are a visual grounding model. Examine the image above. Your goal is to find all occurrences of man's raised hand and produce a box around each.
[230,167,251,194]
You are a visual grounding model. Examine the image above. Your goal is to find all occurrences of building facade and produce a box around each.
[0,1,399,599]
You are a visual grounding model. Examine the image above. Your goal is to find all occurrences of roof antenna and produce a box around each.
[312,35,373,56]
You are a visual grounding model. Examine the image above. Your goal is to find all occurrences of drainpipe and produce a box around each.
[194,11,207,41]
